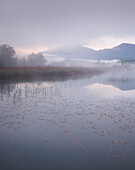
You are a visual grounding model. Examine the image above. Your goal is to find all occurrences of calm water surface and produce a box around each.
[0,68,135,170]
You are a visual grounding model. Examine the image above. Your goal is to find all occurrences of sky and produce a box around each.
[0,0,135,55]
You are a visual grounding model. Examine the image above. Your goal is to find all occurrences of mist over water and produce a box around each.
[45,57,122,67]
[1,0,135,168]
[0,67,135,170]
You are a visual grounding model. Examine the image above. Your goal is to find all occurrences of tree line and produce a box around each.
[0,44,47,67]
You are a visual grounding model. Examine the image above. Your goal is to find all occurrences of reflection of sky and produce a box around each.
[82,68,135,91]
[84,83,135,98]
[1,75,135,170]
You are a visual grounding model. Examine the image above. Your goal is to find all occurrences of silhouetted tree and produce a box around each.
[27,52,46,66]
[0,44,16,67]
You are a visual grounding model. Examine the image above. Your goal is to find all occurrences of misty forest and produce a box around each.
[1,0,135,170]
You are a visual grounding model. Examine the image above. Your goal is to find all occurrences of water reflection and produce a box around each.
[0,82,62,104]
[87,68,135,91]
[0,69,135,170]
[0,83,16,101]
[84,83,135,98]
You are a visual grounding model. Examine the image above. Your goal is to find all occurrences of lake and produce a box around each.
[0,67,135,170]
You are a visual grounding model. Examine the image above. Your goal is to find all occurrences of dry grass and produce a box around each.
[0,66,103,81]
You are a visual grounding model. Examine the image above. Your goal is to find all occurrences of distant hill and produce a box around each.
[97,43,135,60]
[43,43,135,60]
[43,46,97,59]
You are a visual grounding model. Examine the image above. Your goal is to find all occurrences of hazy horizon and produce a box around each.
[1,0,135,55]
[1,1,135,169]
[3,41,135,57]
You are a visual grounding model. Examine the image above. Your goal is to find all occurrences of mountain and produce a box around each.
[43,46,97,59]
[97,43,135,60]
[43,43,135,60]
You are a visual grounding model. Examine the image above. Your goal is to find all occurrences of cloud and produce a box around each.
[85,35,135,50]
[0,0,135,54]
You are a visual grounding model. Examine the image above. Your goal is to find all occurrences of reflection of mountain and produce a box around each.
[1,68,135,93]
[84,82,135,98]
[102,79,135,91]
[88,70,135,91]
[43,43,135,60]
[89,79,135,91]
[84,83,121,98]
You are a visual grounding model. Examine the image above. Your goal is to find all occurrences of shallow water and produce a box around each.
[0,68,135,170]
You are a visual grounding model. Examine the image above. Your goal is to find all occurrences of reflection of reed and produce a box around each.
[0,79,135,166]
[0,83,16,101]
[0,82,62,104]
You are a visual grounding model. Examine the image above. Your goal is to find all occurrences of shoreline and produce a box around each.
[0,66,105,83]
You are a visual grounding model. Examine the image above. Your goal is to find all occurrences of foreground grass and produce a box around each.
[0,66,104,82]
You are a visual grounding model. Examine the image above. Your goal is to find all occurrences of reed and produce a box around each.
[0,66,103,81]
